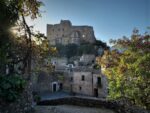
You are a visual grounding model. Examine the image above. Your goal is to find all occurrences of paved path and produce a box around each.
[39,91,71,100]
[34,105,116,113]
[36,92,116,113]
[39,91,106,101]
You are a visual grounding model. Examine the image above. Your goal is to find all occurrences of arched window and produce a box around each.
[71,31,80,38]
[81,75,85,81]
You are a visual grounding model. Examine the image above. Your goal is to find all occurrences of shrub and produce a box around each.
[0,75,26,102]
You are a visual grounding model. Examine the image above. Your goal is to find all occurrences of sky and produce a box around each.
[27,0,150,44]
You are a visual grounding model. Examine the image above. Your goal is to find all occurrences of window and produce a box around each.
[79,86,82,90]
[97,77,102,87]
[58,28,60,31]
[70,77,73,81]
[81,75,85,81]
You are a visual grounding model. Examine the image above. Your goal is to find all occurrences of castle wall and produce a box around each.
[47,20,96,45]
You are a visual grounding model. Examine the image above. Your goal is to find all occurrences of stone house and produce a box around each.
[32,64,108,98]
[79,54,95,65]
[32,71,71,93]
[51,57,68,66]
[71,67,108,98]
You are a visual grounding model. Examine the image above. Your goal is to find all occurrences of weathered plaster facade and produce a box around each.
[33,66,108,98]
[71,68,108,97]
[47,20,96,45]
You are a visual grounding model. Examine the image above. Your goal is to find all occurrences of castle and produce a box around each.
[47,20,96,45]
[32,20,108,98]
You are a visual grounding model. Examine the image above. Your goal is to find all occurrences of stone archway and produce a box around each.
[70,31,81,44]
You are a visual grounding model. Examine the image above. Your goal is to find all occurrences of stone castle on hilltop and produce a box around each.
[31,20,108,99]
[47,20,96,45]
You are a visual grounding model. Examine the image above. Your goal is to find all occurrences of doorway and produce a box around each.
[59,83,63,91]
[52,82,58,92]
[53,83,57,92]
[94,88,98,97]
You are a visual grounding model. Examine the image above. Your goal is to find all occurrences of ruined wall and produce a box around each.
[37,97,149,113]
[47,20,96,45]
[32,71,71,93]
[80,54,95,65]
[33,71,51,93]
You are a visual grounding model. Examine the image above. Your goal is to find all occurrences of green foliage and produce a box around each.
[0,0,44,105]
[55,43,98,58]
[99,30,150,109]
[95,40,109,50]
[65,44,78,58]
[78,44,96,55]
[33,95,41,103]
[55,44,78,58]
[0,75,26,102]
[0,0,18,29]
[0,0,44,75]
[93,64,100,69]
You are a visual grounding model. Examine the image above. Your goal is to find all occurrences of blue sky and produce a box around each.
[28,0,150,44]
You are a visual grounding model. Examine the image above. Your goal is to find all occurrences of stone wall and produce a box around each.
[33,71,51,93]
[79,54,95,65]
[32,71,71,93]
[47,20,96,45]
[51,57,68,66]
[31,65,107,98]
[72,71,108,97]
[72,72,93,96]
[37,97,149,113]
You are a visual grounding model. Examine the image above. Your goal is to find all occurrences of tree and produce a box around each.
[65,44,78,58]
[98,29,150,109]
[0,0,43,76]
[95,40,109,50]
[55,44,78,58]
[0,0,47,113]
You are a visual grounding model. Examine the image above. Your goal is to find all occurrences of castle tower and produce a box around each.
[47,20,96,45]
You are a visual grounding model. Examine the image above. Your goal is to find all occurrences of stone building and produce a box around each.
[33,64,108,98]
[51,57,68,66]
[79,54,95,65]
[47,20,96,45]
[32,71,71,93]
[71,67,108,98]
[31,20,108,98]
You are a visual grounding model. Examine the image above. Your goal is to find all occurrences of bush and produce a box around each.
[93,64,100,69]
[0,75,26,102]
